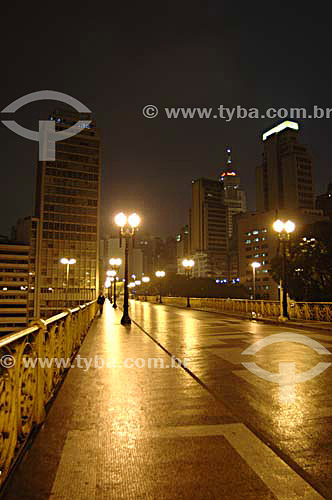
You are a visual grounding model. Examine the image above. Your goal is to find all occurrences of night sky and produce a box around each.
[1,2,332,238]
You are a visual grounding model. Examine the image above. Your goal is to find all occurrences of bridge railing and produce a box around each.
[136,296,332,322]
[0,300,97,488]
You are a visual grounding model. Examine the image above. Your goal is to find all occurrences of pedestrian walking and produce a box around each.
[97,293,105,315]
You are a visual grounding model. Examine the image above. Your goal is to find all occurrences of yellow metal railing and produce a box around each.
[0,300,97,487]
[136,296,332,323]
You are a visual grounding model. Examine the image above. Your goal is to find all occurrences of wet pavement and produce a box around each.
[2,300,330,499]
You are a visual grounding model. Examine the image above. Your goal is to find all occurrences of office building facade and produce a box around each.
[0,240,30,335]
[34,109,102,319]
[256,121,315,212]
[190,178,228,278]
[220,148,247,240]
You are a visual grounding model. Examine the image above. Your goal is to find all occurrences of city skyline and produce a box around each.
[1,4,332,238]
[3,5,332,499]
[0,116,329,240]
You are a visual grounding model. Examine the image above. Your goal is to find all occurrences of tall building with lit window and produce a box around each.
[219,147,247,239]
[237,209,327,300]
[256,121,315,212]
[0,238,30,335]
[13,216,40,322]
[34,109,102,319]
[190,178,228,278]
[176,225,190,274]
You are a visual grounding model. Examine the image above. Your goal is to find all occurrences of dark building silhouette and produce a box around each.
[316,182,332,219]
[256,121,315,212]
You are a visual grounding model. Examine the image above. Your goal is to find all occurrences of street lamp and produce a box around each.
[105,279,111,300]
[115,213,141,325]
[182,259,195,307]
[60,257,76,306]
[250,262,261,300]
[109,258,122,309]
[106,270,113,302]
[273,219,296,320]
[142,276,150,301]
[109,270,117,305]
[155,270,165,303]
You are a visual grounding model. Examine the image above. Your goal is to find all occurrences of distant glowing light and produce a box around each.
[273,219,296,234]
[182,259,195,269]
[60,257,76,265]
[262,121,299,141]
[128,213,141,228]
[284,220,296,233]
[273,219,284,233]
[109,257,122,267]
[115,212,127,227]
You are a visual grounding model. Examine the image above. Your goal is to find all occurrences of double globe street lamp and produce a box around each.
[60,257,76,305]
[142,276,150,301]
[250,262,261,300]
[115,213,141,325]
[182,259,195,307]
[273,219,296,320]
[109,258,122,309]
[155,270,165,303]
[105,274,113,301]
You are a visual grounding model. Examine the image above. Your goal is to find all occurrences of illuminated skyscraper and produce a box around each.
[34,109,102,319]
[190,178,228,278]
[256,121,314,212]
[219,147,247,239]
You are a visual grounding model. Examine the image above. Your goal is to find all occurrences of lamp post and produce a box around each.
[142,276,150,301]
[105,279,111,300]
[109,270,117,305]
[250,262,261,300]
[115,212,141,325]
[106,270,113,302]
[109,258,122,309]
[155,270,165,303]
[182,259,195,307]
[273,219,295,320]
[60,258,76,307]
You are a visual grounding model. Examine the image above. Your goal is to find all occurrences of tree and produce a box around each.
[270,221,332,301]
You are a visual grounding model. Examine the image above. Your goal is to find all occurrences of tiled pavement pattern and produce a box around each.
[2,301,328,499]
[129,300,332,499]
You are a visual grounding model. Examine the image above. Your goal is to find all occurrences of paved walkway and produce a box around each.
[3,301,326,499]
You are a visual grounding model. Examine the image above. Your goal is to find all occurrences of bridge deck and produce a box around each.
[3,300,328,499]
